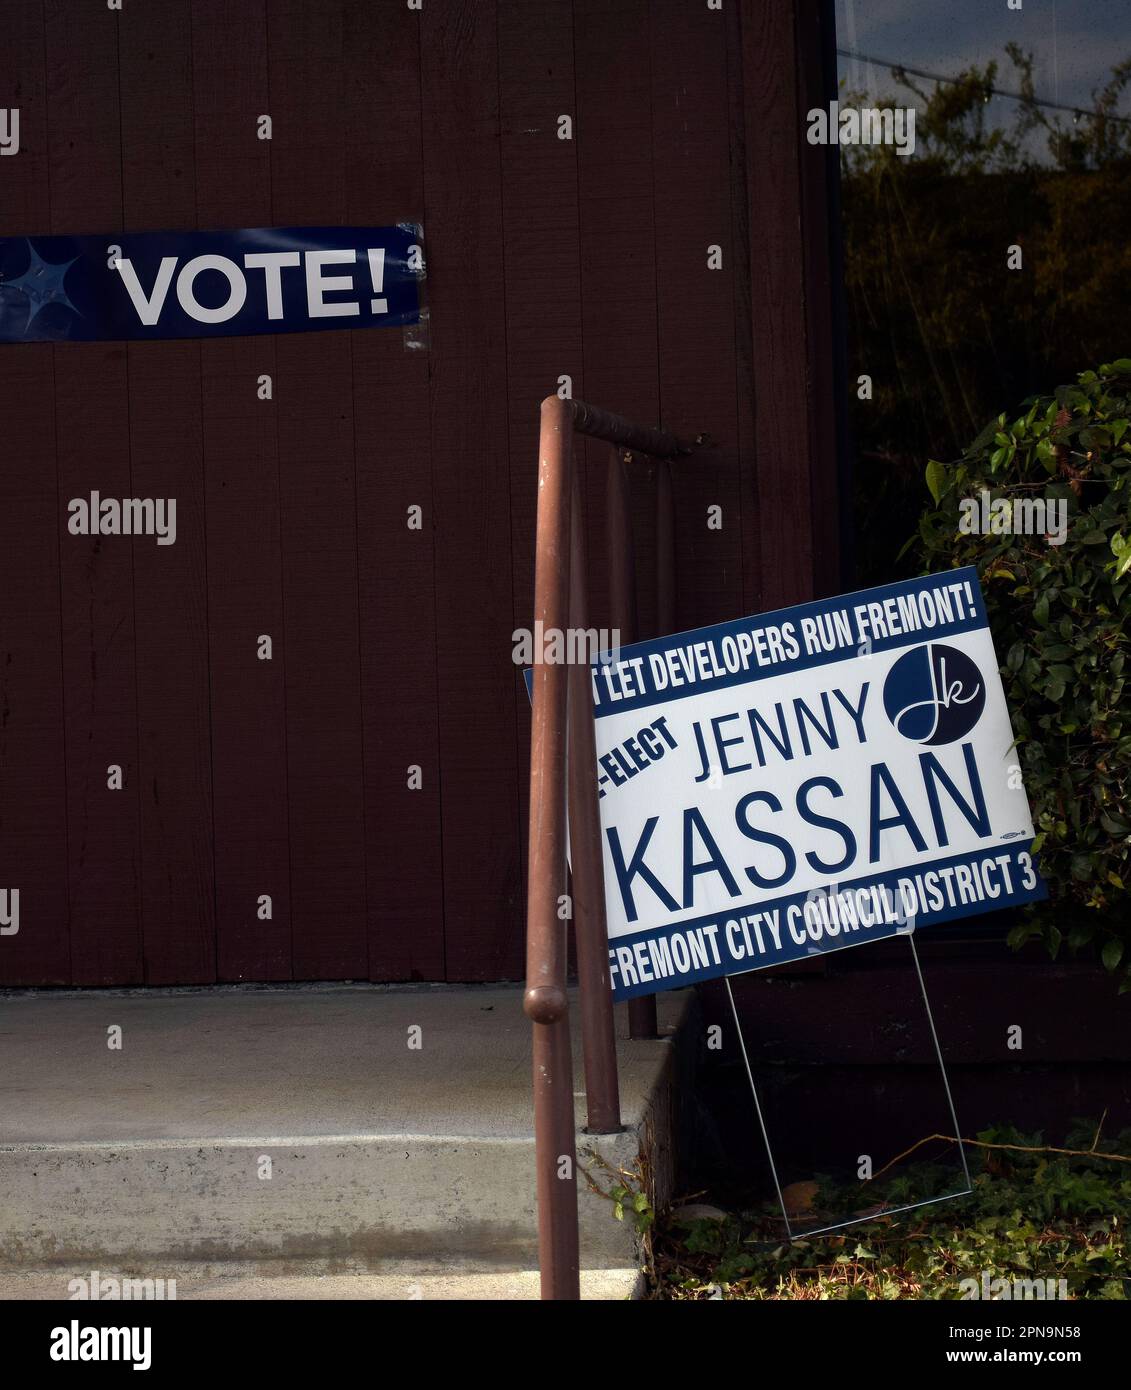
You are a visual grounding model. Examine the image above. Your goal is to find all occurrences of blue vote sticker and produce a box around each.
[0,225,423,344]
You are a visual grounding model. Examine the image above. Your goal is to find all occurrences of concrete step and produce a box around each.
[0,1261,641,1301]
[0,983,689,1296]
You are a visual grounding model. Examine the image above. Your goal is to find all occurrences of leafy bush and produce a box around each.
[651,1123,1131,1300]
[912,360,1131,986]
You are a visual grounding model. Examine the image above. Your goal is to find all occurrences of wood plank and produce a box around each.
[573,0,661,640]
[268,0,367,978]
[795,0,843,598]
[118,0,215,983]
[0,0,69,984]
[192,0,291,981]
[343,0,442,981]
[724,0,762,616]
[496,0,583,956]
[739,0,815,610]
[498,0,583,626]
[421,0,523,980]
[123,342,216,983]
[0,348,69,985]
[45,0,143,985]
[649,0,744,634]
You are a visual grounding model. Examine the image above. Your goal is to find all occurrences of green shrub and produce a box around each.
[651,1123,1131,1300]
[913,360,1131,986]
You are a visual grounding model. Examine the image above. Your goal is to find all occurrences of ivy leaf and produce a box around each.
[925,459,948,504]
[907,363,1131,986]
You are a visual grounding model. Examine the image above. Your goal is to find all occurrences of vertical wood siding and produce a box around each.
[0,0,834,986]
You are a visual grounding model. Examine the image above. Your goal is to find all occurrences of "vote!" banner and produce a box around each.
[0,225,422,343]
[591,567,1047,1001]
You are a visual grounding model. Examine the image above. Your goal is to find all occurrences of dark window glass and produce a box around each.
[833,0,1131,582]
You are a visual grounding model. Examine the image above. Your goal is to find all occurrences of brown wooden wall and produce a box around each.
[0,0,838,987]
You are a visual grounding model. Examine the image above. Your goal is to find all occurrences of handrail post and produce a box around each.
[525,395,579,1299]
[568,463,622,1135]
[656,456,675,636]
[526,397,690,1298]
[606,444,638,649]
[632,457,677,1040]
[533,1010,579,1297]
[607,445,660,1042]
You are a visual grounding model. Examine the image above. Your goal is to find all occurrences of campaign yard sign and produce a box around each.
[0,226,421,343]
[592,567,1046,1002]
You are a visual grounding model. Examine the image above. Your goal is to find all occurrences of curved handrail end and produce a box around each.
[524,983,569,1025]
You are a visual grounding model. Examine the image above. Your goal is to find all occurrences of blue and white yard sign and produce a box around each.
[0,225,421,343]
[593,568,1047,1001]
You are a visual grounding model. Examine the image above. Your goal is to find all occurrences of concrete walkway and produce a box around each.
[0,983,689,1299]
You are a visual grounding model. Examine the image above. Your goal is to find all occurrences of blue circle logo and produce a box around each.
[882,643,986,745]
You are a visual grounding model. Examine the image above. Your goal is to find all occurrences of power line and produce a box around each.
[836,47,1131,126]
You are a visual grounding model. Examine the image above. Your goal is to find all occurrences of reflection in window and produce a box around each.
[833,1,1131,581]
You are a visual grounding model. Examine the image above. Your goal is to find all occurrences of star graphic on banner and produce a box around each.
[0,240,81,335]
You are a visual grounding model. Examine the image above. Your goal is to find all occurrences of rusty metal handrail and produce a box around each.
[524,394,686,1300]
